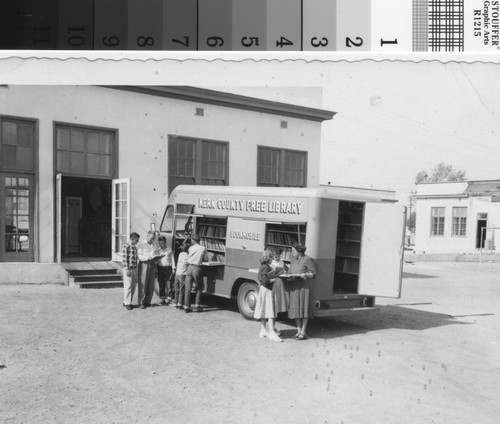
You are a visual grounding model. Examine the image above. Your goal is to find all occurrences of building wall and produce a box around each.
[415,196,500,253]
[0,85,323,264]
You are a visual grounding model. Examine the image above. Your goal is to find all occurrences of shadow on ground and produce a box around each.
[199,294,468,341]
[306,305,470,340]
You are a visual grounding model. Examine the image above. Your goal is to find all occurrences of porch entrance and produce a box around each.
[476,213,488,249]
[60,176,111,261]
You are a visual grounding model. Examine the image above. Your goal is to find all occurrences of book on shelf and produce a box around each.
[281,248,293,262]
[199,224,227,238]
[200,238,226,251]
[339,258,359,273]
[205,251,225,262]
[268,232,303,246]
[216,226,226,237]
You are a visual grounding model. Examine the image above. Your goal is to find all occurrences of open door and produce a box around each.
[358,203,406,298]
[111,178,130,262]
[55,173,62,263]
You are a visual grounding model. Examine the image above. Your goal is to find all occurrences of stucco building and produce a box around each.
[414,180,500,254]
[0,85,334,282]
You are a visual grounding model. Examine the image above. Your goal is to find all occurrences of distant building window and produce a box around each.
[168,136,228,194]
[56,125,116,178]
[257,147,307,187]
[431,207,445,236]
[452,207,467,236]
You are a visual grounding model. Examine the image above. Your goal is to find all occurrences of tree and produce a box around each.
[415,163,466,184]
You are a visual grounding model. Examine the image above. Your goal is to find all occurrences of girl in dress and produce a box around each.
[286,243,316,340]
[253,250,283,342]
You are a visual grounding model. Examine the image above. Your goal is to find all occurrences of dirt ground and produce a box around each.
[1,261,499,424]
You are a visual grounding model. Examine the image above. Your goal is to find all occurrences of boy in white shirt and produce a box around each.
[156,236,176,305]
[174,243,189,309]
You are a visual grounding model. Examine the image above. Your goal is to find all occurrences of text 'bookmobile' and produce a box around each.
[160,184,406,319]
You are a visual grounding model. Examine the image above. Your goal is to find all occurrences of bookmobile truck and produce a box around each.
[159,185,406,320]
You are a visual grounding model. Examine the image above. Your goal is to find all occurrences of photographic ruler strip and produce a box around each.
[0,0,498,52]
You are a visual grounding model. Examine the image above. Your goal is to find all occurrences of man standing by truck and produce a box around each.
[184,234,207,313]
[137,230,160,309]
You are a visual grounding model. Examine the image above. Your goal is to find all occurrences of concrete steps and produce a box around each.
[68,268,123,289]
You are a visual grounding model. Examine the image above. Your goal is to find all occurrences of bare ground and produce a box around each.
[1,262,499,424]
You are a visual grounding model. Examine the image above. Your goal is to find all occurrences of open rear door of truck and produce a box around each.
[358,203,406,298]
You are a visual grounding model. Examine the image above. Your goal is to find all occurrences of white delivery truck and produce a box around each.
[159,185,406,319]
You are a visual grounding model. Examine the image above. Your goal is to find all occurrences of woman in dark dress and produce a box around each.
[286,243,316,340]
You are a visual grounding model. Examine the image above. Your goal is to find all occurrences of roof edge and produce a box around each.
[171,184,396,203]
[103,86,336,122]
[415,194,469,199]
[416,179,500,185]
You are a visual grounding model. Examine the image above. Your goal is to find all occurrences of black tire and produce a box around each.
[236,281,259,320]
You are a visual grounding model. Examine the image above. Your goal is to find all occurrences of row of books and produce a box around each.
[267,231,304,246]
[337,228,362,241]
[336,245,361,257]
[205,252,225,263]
[200,238,226,252]
[336,258,359,274]
[199,225,226,238]
[266,246,295,262]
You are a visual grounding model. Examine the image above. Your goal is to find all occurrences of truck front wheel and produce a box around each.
[237,282,259,320]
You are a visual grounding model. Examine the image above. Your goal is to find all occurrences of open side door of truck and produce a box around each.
[358,203,406,298]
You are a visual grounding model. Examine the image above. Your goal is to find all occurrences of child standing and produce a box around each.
[253,250,282,342]
[174,244,189,309]
[156,236,176,305]
[122,232,140,310]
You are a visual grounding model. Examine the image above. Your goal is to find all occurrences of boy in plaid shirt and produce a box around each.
[122,232,140,310]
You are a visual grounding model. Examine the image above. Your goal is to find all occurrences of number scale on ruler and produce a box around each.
[0,0,497,52]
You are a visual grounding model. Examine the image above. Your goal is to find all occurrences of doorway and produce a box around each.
[65,197,82,254]
[60,176,112,261]
[476,213,488,249]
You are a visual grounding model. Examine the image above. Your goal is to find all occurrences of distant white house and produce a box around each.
[414,180,500,254]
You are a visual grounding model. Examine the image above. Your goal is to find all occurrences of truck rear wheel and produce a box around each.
[237,282,259,320]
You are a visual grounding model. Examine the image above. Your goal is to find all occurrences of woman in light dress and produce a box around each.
[253,250,283,342]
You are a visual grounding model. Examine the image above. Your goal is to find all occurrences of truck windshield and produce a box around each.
[160,205,173,233]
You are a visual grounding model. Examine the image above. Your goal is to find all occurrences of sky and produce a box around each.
[210,59,500,206]
[2,54,499,207]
